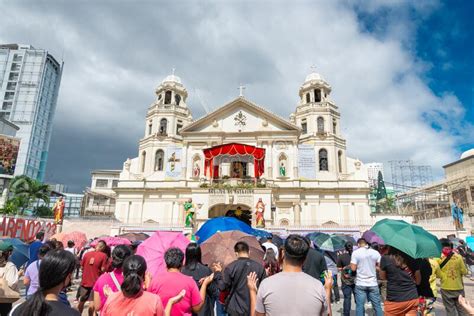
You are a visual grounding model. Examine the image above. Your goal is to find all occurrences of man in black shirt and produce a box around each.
[302,238,327,283]
[214,241,266,316]
[337,242,356,316]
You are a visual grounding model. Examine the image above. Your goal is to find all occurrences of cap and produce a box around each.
[0,241,13,252]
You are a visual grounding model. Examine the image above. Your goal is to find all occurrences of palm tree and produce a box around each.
[8,175,50,215]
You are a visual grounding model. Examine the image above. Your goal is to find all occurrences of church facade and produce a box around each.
[113,71,371,228]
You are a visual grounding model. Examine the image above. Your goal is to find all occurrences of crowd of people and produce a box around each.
[0,230,472,315]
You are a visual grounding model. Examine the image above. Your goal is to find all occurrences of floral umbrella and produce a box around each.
[90,236,131,247]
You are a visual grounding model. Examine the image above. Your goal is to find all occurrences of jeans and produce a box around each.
[441,289,469,316]
[216,300,228,316]
[332,275,340,302]
[341,283,355,316]
[355,285,383,316]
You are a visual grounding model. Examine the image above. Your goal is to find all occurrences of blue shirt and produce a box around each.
[27,240,43,267]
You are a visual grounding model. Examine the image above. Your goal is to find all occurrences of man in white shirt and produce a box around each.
[261,235,279,258]
[350,238,383,316]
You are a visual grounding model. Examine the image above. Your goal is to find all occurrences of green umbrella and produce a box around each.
[310,233,346,252]
[370,219,441,258]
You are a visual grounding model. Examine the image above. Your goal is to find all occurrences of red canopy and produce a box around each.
[203,143,265,178]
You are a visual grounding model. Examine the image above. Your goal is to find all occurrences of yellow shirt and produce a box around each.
[429,258,440,298]
[436,253,468,291]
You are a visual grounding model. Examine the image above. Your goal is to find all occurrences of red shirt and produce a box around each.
[81,251,108,287]
[148,271,202,316]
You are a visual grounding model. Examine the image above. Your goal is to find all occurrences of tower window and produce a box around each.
[164,91,172,104]
[338,150,343,173]
[175,94,181,105]
[301,119,307,134]
[305,93,310,103]
[148,121,153,135]
[317,117,324,133]
[333,119,337,134]
[154,149,164,171]
[314,89,321,102]
[141,151,146,173]
[176,120,183,135]
[319,149,328,171]
[158,94,162,101]
[159,118,168,135]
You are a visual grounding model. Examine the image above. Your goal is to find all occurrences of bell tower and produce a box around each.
[291,68,347,174]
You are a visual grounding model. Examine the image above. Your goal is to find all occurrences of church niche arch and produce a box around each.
[305,93,310,103]
[278,153,288,177]
[175,94,181,105]
[154,149,164,171]
[140,151,146,173]
[159,118,168,135]
[317,117,325,133]
[319,148,328,171]
[192,154,202,178]
[338,150,343,173]
[164,91,172,104]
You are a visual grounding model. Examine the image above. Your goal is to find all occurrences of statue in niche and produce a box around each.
[193,162,200,178]
[255,198,265,228]
[279,161,286,177]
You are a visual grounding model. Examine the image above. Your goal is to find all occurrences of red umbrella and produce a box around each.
[136,231,190,277]
[201,230,264,269]
[63,231,88,249]
[118,232,149,242]
[91,236,131,247]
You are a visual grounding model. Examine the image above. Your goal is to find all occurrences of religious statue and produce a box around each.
[168,152,180,172]
[193,162,200,178]
[184,199,195,228]
[452,200,464,230]
[255,198,265,228]
[279,161,286,177]
[53,197,65,225]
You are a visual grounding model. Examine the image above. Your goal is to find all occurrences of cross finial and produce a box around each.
[172,67,176,75]
[238,83,246,97]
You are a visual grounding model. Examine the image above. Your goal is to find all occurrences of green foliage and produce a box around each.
[1,195,29,215]
[34,205,53,217]
[7,175,51,215]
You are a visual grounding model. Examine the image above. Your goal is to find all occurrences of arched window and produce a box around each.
[338,150,343,173]
[279,219,289,227]
[314,89,321,102]
[305,93,310,103]
[164,91,172,104]
[159,118,168,135]
[154,149,164,171]
[141,151,146,173]
[319,149,328,171]
[301,118,307,134]
[148,121,153,135]
[158,94,162,101]
[175,94,181,105]
[333,119,337,134]
[317,117,324,133]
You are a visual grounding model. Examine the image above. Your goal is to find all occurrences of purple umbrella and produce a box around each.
[362,230,384,245]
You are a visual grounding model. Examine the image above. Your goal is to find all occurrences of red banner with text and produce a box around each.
[0,217,57,241]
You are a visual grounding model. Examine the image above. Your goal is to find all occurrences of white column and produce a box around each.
[294,203,301,226]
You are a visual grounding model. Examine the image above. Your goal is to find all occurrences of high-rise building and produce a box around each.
[366,162,384,188]
[0,44,63,181]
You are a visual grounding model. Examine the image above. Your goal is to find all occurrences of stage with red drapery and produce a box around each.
[203,143,265,179]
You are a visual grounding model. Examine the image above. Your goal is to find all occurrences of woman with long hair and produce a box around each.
[93,245,133,311]
[11,250,79,316]
[0,241,19,316]
[379,247,421,316]
[263,248,279,276]
[181,243,217,316]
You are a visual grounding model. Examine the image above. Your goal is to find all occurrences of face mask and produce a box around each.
[442,247,452,257]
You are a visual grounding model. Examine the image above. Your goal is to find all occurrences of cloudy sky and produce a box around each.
[0,0,473,192]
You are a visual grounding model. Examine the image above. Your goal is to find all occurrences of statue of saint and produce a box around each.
[53,197,65,225]
[184,199,195,228]
[255,198,265,228]
[279,161,286,177]
[193,162,200,178]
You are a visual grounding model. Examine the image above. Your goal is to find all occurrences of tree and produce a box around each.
[8,175,51,215]
[375,171,387,201]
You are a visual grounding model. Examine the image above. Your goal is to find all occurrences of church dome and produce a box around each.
[460,148,474,159]
[305,71,325,83]
[162,74,182,84]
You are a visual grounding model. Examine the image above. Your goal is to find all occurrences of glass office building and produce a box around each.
[0,44,63,181]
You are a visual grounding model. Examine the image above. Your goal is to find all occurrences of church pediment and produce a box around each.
[180,97,300,134]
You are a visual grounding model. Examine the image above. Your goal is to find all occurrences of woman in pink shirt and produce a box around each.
[93,245,132,311]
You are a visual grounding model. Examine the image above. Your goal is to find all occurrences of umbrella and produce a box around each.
[362,230,385,246]
[201,230,264,268]
[91,236,131,247]
[136,231,190,277]
[334,234,357,244]
[1,238,29,268]
[63,231,88,250]
[310,233,346,252]
[50,232,66,242]
[370,219,441,258]
[306,232,326,243]
[251,229,272,239]
[196,217,254,244]
[118,232,150,242]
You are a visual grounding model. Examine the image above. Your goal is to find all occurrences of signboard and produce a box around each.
[0,217,57,241]
[298,144,316,179]
[165,146,183,179]
[0,135,20,175]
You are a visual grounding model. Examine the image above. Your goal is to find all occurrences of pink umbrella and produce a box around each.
[91,236,131,247]
[63,231,88,250]
[136,231,190,277]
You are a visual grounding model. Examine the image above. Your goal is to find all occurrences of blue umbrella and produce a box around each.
[196,217,254,244]
[1,238,29,268]
[251,229,273,239]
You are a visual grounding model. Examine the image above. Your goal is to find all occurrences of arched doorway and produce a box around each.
[208,203,252,218]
